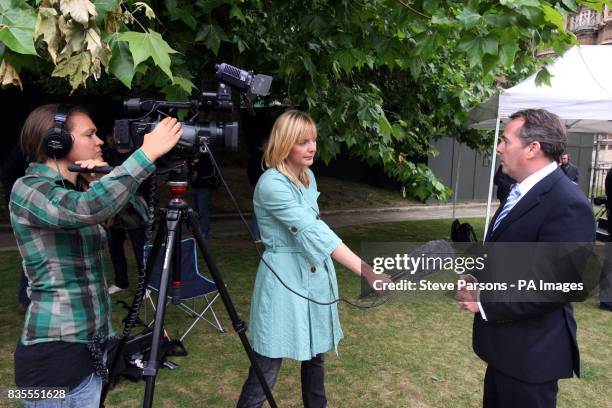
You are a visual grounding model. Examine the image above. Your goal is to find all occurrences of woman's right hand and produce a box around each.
[140,117,183,161]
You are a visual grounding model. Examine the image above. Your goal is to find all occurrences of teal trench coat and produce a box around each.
[249,168,344,361]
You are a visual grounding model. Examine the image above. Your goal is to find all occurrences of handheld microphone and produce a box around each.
[68,164,114,174]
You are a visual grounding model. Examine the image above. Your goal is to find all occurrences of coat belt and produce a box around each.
[265,246,302,253]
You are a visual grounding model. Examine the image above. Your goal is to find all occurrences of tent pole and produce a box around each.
[452,142,462,219]
[590,134,601,200]
[483,115,501,241]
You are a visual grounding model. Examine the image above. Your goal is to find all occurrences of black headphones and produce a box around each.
[42,104,73,159]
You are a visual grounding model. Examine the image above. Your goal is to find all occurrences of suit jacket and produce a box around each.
[605,169,612,230]
[473,167,595,383]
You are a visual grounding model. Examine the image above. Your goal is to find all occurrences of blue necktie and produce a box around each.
[493,186,521,232]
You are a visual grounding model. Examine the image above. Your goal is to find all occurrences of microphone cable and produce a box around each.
[204,147,390,310]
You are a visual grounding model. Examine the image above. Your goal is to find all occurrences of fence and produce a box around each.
[590,164,611,199]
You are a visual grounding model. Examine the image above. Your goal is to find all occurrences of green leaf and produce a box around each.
[117,29,177,81]
[108,40,134,88]
[499,43,518,66]
[520,6,545,24]
[483,12,511,28]
[542,4,564,30]
[195,24,228,55]
[456,7,481,29]
[467,44,483,67]
[422,0,439,14]
[535,67,552,86]
[413,32,437,57]
[336,49,354,74]
[457,33,478,52]
[229,5,246,23]
[409,57,423,80]
[378,115,393,136]
[431,13,453,28]
[162,82,190,113]
[481,54,497,74]
[0,0,37,55]
[480,36,498,55]
[171,75,195,94]
[92,0,118,16]
[576,1,607,10]
[561,0,578,11]
[517,0,542,6]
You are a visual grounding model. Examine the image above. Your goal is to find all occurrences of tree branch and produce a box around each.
[395,0,432,20]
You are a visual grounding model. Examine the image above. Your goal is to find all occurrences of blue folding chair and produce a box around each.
[144,237,224,341]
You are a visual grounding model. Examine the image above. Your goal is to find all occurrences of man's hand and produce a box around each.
[140,117,183,161]
[456,274,479,314]
[459,301,480,313]
[74,159,109,183]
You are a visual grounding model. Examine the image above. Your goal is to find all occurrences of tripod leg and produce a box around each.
[100,215,168,408]
[143,209,182,408]
[187,209,278,408]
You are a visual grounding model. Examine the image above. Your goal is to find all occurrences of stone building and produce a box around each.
[566,6,612,195]
[567,5,612,45]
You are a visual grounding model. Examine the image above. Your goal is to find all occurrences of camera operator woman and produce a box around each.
[10,104,181,408]
[237,110,390,408]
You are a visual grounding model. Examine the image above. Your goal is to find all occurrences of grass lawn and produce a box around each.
[0,218,610,407]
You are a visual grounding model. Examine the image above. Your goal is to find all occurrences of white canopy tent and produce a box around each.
[466,45,612,239]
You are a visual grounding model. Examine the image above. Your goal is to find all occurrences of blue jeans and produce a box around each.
[192,187,212,236]
[22,372,102,408]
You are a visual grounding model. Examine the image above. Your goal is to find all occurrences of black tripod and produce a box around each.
[138,167,277,408]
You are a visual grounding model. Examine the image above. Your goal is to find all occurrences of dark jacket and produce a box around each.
[605,168,612,229]
[474,167,595,383]
[493,165,515,203]
[191,155,220,189]
[561,162,579,183]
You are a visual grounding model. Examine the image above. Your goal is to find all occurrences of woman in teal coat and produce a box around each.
[237,110,389,408]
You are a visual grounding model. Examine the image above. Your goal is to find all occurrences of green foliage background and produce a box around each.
[1,0,610,200]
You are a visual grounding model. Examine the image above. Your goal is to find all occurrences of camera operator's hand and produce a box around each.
[140,117,182,161]
[75,159,110,183]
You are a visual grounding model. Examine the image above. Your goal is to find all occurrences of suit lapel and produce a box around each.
[487,205,504,241]
[488,168,563,241]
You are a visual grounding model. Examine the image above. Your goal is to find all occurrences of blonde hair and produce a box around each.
[264,110,317,188]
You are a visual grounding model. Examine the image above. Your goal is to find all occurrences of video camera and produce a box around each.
[114,63,272,160]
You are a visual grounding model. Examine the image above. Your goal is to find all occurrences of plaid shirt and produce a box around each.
[10,149,155,345]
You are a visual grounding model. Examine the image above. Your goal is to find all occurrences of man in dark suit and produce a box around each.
[457,109,595,408]
[600,168,612,311]
[560,152,579,184]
